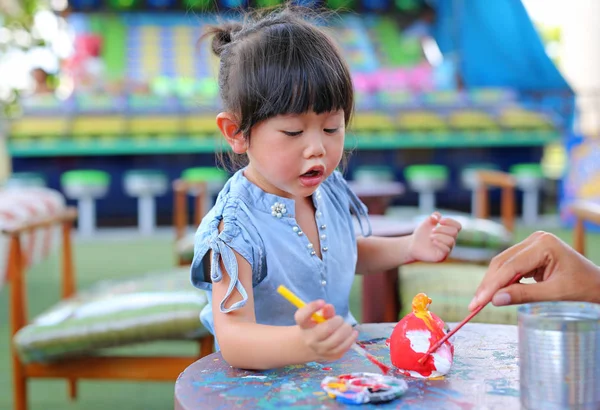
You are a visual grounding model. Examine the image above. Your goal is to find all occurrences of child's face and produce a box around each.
[245,110,345,199]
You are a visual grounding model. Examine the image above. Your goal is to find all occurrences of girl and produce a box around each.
[191,7,461,370]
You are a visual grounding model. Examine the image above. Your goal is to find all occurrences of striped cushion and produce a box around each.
[14,268,209,363]
[399,263,519,325]
[0,187,66,289]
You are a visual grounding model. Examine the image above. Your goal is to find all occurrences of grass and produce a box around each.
[1,225,599,409]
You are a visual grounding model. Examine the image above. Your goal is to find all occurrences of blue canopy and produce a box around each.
[432,0,572,93]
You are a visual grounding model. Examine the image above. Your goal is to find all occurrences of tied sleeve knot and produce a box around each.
[209,233,248,313]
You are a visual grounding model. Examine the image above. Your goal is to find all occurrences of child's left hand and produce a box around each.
[408,212,462,263]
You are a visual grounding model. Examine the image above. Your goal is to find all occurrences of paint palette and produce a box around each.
[321,372,408,405]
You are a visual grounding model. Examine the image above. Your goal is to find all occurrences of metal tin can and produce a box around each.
[519,302,600,410]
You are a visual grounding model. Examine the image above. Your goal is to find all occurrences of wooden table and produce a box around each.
[174,323,520,409]
[347,181,405,216]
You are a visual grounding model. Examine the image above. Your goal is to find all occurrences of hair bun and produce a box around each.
[209,22,243,57]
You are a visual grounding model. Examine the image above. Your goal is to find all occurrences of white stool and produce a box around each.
[510,163,544,225]
[4,172,46,189]
[353,165,395,183]
[404,165,449,215]
[61,170,110,237]
[123,170,168,235]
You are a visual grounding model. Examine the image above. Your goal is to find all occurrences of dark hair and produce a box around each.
[203,6,354,169]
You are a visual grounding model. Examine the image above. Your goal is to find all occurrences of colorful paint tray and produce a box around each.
[321,372,408,405]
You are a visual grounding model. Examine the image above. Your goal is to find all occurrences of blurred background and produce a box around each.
[2,0,596,226]
[1,0,599,409]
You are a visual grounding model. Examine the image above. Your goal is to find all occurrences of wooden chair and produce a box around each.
[474,170,516,233]
[6,207,214,410]
[173,180,208,266]
[570,200,600,255]
[436,169,516,266]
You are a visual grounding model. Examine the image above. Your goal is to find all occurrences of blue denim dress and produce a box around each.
[191,169,371,344]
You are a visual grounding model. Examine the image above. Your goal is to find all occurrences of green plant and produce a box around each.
[0,0,52,117]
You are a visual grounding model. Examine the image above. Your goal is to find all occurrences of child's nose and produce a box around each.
[305,134,325,157]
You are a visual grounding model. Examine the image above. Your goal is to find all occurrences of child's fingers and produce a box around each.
[432,239,452,256]
[320,323,355,352]
[312,315,346,342]
[431,233,456,248]
[432,224,459,237]
[439,217,462,230]
[320,303,336,320]
[328,329,359,357]
[294,299,325,329]
[429,212,441,224]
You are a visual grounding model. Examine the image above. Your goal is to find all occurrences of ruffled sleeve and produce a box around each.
[190,199,267,314]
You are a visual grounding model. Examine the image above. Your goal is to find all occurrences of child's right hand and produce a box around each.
[294,300,359,362]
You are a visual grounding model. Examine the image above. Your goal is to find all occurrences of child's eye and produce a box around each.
[282,130,303,137]
[324,128,339,134]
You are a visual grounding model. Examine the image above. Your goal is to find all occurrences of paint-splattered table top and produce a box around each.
[174,323,519,409]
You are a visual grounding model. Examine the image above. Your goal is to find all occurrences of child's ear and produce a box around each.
[216,112,246,154]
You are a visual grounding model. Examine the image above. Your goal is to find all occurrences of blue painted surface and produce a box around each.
[175,323,520,409]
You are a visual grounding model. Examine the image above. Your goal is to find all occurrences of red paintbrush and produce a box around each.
[417,273,523,364]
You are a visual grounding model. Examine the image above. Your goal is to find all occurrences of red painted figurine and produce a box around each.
[388,293,454,378]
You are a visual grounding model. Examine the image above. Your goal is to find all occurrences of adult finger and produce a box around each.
[491,280,558,306]
[469,235,553,310]
[470,232,545,309]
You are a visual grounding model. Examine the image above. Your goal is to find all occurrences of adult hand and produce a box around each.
[469,231,600,310]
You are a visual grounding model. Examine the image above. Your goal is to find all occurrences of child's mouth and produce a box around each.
[299,167,324,187]
[302,170,320,177]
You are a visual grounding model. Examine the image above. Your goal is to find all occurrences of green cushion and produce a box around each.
[399,263,519,325]
[454,216,512,250]
[181,167,228,183]
[510,163,543,178]
[61,170,110,187]
[404,165,448,182]
[14,268,209,364]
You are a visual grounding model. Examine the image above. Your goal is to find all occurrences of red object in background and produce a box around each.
[63,34,103,75]
[76,34,103,57]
